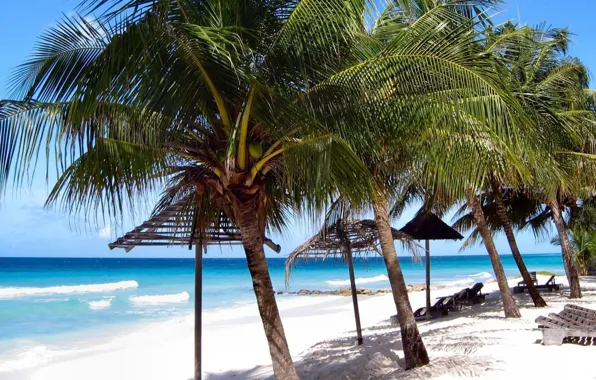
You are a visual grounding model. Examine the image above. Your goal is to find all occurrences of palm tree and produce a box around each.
[0,2,382,378]
[490,181,547,306]
[458,23,587,308]
[452,184,547,307]
[490,24,596,298]
[464,185,522,317]
[319,0,531,335]
[552,227,596,276]
[383,134,526,318]
[410,85,529,318]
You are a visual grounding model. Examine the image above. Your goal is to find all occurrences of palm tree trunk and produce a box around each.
[466,189,521,318]
[372,199,429,370]
[490,181,547,307]
[235,195,299,380]
[547,199,582,299]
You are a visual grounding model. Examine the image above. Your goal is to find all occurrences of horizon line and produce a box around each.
[0,252,561,259]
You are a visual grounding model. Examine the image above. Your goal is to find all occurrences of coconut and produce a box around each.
[248,141,264,159]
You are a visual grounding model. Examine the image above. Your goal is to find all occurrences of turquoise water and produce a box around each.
[0,254,564,370]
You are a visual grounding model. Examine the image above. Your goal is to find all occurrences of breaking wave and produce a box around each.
[129,292,190,305]
[469,272,493,279]
[0,281,139,299]
[325,275,389,287]
[443,272,493,287]
[88,296,115,310]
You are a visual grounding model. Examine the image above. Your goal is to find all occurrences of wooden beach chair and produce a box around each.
[513,274,559,293]
[414,297,449,320]
[441,294,463,312]
[536,275,559,291]
[535,315,596,345]
[517,271,537,286]
[548,310,596,328]
[412,283,487,322]
[564,304,596,319]
[456,282,485,305]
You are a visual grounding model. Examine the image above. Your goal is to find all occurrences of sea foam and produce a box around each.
[0,281,139,299]
[444,272,494,287]
[88,296,115,310]
[469,272,493,279]
[129,292,190,305]
[0,346,53,372]
[325,274,389,287]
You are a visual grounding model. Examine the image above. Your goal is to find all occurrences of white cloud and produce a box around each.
[98,224,111,239]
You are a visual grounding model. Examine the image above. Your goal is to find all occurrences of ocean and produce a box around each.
[0,254,564,373]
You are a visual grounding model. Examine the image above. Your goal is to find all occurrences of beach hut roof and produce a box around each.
[285,219,419,281]
[287,219,416,259]
[399,211,463,241]
[284,218,420,345]
[107,198,281,380]
[109,199,280,253]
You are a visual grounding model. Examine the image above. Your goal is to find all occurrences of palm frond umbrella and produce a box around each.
[285,219,418,345]
[109,199,280,380]
[399,211,463,320]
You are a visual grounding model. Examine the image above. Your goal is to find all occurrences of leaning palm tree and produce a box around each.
[312,0,532,360]
[452,184,548,307]
[420,134,526,318]
[291,0,529,368]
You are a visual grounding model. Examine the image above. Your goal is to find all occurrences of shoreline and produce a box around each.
[3,289,404,379]
[0,280,464,374]
[6,274,587,379]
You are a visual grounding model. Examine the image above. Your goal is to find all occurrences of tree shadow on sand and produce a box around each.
[203,366,271,380]
[205,287,596,379]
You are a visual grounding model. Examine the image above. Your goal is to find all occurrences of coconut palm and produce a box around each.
[0,2,381,378]
[387,129,527,318]
[551,226,596,276]
[319,0,531,326]
[449,21,596,304]
[490,24,596,298]
[452,185,547,307]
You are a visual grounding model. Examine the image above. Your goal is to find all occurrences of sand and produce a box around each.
[9,275,596,380]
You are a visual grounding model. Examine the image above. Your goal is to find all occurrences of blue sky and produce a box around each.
[0,0,593,258]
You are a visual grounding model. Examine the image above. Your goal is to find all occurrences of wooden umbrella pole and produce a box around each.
[194,240,203,380]
[425,239,431,321]
[346,245,363,345]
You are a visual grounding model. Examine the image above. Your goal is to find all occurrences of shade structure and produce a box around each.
[399,211,463,320]
[109,200,280,380]
[286,219,419,344]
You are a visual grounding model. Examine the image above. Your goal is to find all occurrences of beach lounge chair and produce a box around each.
[456,282,485,305]
[564,304,596,320]
[412,283,486,322]
[513,275,559,293]
[441,294,463,312]
[414,297,449,320]
[535,315,596,345]
[537,276,559,291]
[517,271,537,286]
[548,310,596,328]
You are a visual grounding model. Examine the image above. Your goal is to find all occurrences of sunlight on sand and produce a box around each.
[26,276,596,380]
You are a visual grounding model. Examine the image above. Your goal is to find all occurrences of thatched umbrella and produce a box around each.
[399,211,463,320]
[109,200,280,380]
[285,219,418,345]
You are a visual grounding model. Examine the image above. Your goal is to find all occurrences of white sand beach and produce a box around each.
[12,275,596,380]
